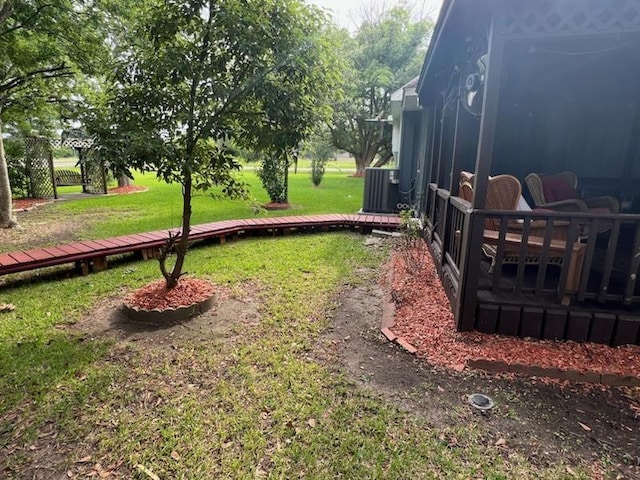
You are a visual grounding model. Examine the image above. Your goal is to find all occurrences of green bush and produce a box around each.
[53,146,75,158]
[4,137,30,198]
[7,157,30,198]
[310,157,326,186]
[257,156,288,203]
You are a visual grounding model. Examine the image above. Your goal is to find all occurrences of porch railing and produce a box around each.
[475,210,640,306]
[423,189,640,343]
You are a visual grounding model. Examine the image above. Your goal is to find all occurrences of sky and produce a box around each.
[309,0,444,31]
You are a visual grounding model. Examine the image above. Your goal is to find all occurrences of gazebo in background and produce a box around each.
[25,133,108,199]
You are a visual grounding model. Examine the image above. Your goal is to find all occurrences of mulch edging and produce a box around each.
[13,199,54,212]
[124,294,216,324]
[379,246,640,387]
[380,266,419,354]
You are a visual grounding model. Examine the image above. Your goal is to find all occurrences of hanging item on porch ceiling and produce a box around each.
[462,53,488,117]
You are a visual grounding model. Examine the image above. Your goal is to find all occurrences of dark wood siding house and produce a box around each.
[370,0,640,346]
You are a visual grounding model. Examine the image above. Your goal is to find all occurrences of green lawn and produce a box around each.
[55,170,364,239]
[0,172,593,479]
[0,233,583,479]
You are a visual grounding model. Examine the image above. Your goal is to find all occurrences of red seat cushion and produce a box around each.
[541,176,578,202]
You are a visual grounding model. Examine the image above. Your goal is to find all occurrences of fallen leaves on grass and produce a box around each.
[387,243,640,379]
[0,303,15,313]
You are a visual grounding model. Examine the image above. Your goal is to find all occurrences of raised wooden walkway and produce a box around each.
[0,214,400,277]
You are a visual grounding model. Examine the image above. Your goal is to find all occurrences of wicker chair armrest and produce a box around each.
[537,199,589,212]
[583,196,620,213]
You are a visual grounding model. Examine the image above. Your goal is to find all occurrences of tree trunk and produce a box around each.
[117,173,132,187]
[0,121,18,228]
[283,152,289,204]
[354,149,376,177]
[164,173,192,289]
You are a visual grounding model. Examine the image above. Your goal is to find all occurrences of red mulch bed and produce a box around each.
[108,185,147,194]
[12,198,51,210]
[263,202,291,210]
[126,277,215,311]
[387,244,640,378]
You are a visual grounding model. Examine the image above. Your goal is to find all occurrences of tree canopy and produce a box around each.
[329,3,433,175]
[92,0,340,287]
[0,0,110,227]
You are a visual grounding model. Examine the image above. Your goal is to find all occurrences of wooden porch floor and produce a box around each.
[0,214,400,278]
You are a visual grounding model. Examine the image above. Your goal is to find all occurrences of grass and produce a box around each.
[0,233,586,479]
[52,170,364,239]
[1,172,594,478]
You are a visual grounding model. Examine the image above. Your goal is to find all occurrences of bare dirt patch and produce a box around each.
[69,283,261,347]
[0,207,106,253]
[317,262,640,478]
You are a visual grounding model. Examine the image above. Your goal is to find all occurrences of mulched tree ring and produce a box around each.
[13,198,53,211]
[108,185,148,195]
[124,277,216,323]
[263,202,291,210]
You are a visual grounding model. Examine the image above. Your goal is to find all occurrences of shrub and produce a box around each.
[53,146,75,158]
[310,157,326,186]
[257,156,287,203]
[4,137,30,198]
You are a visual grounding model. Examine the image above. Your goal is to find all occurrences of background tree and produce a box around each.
[303,130,335,187]
[328,2,433,176]
[249,21,342,205]
[96,0,339,289]
[0,0,107,227]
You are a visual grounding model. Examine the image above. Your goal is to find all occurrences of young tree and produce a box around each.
[0,0,106,227]
[328,2,433,175]
[250,21,342,205]
[98,0,338,289]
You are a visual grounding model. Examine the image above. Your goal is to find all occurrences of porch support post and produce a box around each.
[424,101,439,187]
[471,2,505,209]
[447,99,465,195]
[455,5,506,331]
[433,94,446,188]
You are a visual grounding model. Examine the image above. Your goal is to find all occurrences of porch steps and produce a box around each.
[0,213,401,278]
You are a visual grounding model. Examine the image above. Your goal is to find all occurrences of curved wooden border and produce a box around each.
[124,293,216,323]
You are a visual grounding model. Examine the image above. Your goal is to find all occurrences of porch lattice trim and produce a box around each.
[502,0,640,37]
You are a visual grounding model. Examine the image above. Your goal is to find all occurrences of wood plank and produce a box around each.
[566,311,592,343]
[91,239,120,249]
[0,253,20,266]
[52,244,85,255]
[543,309,567,340]
[497,306,521,336]
[475,304,499,334]
[589,313,616,345]
[77,240,110,250]
[520,308,544,339]
[42,246,74,258]
[20,249,54,261]
[101,236,138,248]
[613,316,640,347]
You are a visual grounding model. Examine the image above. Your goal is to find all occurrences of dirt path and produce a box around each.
[318,281,640,478]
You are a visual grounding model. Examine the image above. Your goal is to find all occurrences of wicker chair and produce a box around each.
[459,172,584,296]
[524,171,619,214]
[459,172,569,240]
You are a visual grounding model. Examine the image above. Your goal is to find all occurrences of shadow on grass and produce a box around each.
[0,332,110,417]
